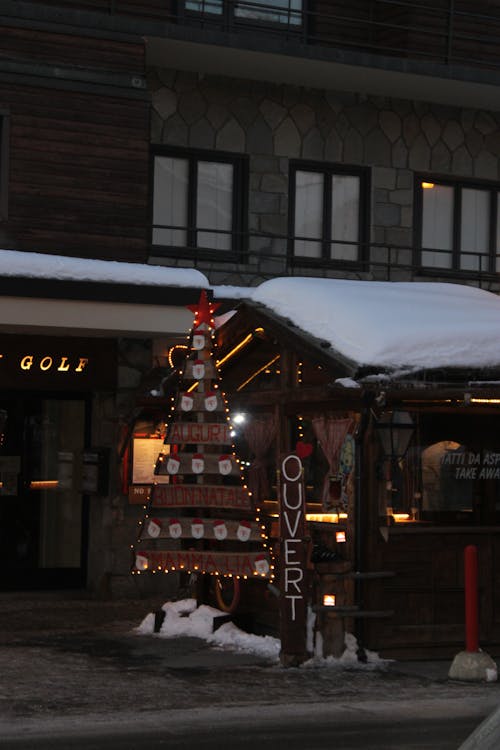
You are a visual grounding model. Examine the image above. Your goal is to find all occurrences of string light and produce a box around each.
[131,291,274,583]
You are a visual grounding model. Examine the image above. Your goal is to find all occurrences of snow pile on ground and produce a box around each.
[136,599,280,660]
[303,632,388,671]
[135,600,387,669]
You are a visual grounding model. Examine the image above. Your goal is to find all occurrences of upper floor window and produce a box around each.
[290,161,368,264]
[152,148,247,258]
[417,177,500,274]
[185,0,302,26]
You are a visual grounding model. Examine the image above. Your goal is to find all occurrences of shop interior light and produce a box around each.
[306,513,339,524]
[323,594,336,606]
[393,513,410,522]
[421,182,435,188]
[29,480,59,490]
[469,397,500,405]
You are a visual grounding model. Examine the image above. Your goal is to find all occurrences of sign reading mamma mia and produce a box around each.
[279,453,308,663]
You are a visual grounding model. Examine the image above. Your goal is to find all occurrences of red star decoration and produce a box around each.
[187,290,221,329]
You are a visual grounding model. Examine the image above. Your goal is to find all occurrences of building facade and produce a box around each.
[1,1,500,637]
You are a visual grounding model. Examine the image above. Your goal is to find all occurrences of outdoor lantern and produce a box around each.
[375,410,414,514]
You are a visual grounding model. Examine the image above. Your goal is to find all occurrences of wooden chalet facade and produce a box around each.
[216,294,500,659]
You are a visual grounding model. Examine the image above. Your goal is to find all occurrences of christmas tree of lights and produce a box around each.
[131,290,273,596]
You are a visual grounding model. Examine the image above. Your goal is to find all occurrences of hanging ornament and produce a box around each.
[254,554,270,576]
[191,518,204,539]
[169,518,182,539]
[218,454,232,475]
[192,453,205,474]
[236,519,252,542]
[167,455,181,475]
[147,518,162,538]
[213,519,228,541]
[192,329,205,351]
[192,360,205,380]
[204,391,218,412]
[181,393,194,412]
[135,553,149,571]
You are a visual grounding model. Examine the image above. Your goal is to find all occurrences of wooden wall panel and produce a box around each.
[19,0,174,23]
[0,26,145,73]
[364,530,500,658]
[0,27,150,262]
[309,1,373,49]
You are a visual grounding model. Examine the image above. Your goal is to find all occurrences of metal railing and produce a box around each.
[150,223,500,291]
[32,0,500,73]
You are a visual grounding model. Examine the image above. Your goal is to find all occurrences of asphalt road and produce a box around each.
[0,716,480,750]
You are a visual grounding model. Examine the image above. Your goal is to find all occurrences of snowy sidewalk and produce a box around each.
[0,591,499,735]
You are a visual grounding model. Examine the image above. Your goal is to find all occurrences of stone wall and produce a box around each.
[148,68,500,289]
[86,337,178,599]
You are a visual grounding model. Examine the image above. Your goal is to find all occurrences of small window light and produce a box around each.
[336,531,346,543]
[421,182,435,189]
[323,594,336,607]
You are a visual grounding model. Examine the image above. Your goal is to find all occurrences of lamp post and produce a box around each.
[375,410,414,518]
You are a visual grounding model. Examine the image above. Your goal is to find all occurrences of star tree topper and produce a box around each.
[187,290,221,330]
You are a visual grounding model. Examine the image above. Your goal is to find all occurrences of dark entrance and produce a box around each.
[0,394,90,590]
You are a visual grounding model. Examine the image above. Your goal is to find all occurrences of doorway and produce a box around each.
[0,394,89,589]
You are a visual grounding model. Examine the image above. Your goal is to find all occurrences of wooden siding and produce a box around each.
[0,25,145,73]
[20,0,175,22]
[0,26,149,261]
[363,529,500,659]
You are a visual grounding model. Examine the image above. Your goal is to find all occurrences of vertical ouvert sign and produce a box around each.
[278,453,308,666]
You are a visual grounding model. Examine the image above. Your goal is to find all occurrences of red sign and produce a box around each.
[152,484,252,510]
[168,422,231,445]
[134,549,270,577]
[278,453,308,665]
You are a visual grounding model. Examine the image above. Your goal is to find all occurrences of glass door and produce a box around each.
[0,394,89,589]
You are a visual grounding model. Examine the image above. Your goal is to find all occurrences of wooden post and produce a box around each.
[278,453,308,667]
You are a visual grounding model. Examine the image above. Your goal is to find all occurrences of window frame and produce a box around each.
[150,146,248,262]
[415,174,500,277]
[288,160,369,268]
[180,0,304,31]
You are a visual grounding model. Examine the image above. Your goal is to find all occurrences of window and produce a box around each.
[185,0,302,26]
[417,177,500,274]
[152,148,247,257]
[290,162,367,264]
[376,412,500,526]
[0,108,9,220]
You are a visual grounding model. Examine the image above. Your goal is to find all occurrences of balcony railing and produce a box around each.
[150,224,500,291]
[30,0,500,73]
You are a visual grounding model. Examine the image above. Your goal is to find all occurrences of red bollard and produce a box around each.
[464,544,479,653]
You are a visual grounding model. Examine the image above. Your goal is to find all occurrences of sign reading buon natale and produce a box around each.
[0,336,117,390]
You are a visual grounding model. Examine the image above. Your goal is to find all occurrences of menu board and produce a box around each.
[132,438,170,484]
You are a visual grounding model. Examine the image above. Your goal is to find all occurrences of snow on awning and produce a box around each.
[0,248,208,288]
[249,278,500,373]
[0,249,209,337]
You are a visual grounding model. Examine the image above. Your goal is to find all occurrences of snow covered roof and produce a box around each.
[0,248,208,288]
[242,278,500,374]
